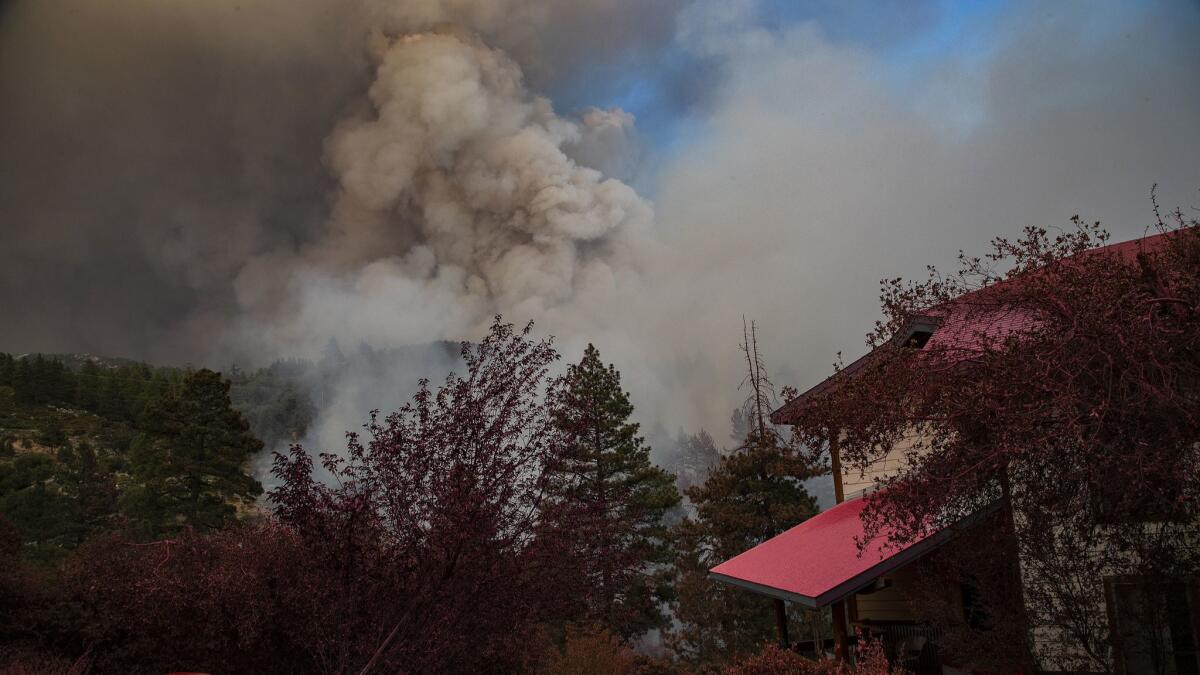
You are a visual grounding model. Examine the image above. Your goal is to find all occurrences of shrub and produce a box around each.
[542,625,637,675]
[723,635,899,675]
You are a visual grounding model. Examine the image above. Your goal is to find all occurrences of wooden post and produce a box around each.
[774,598,790,648]
[831,598,850,661]
[829,432,845,504]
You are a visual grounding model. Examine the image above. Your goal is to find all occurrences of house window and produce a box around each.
[1108,577,1200,675]
[907,329,934,348]
[960,577,993,631]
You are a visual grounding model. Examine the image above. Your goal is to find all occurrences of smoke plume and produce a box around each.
[0,0,676,363]
[3,0,1199,445]
[230,28,655,358]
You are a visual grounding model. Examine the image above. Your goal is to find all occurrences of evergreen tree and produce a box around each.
[97,373,128,420]
[667,321,823,666]
[66,440,117,536]
[123,369,263,536]
[28,356,50,404]
[543,344,681,639]
[131,370,170,424]
[37,416,67,449]
[0,454,80,549]
[75,359,101,411]
[11,359,32,405]
[666,428,722,494]
[730,407,751,446]
[0,353,14,387]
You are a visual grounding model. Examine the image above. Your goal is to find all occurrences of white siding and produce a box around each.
[839,428,932,624]
[841,427,928,499]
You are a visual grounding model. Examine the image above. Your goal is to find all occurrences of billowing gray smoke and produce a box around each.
[0,0,678,364]
[231,28,654,357]
[3,0,1199,444]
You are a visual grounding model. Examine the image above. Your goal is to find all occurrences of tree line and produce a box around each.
[0,354,178,422]
[0,324,831,674]
[0,357,265,558]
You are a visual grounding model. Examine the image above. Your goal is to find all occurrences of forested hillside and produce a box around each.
[0,325,830,674]
[0,354,283,560]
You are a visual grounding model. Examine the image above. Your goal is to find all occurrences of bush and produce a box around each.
[0,650,82,675]
[723,635,899,675]
[542,625,637,675]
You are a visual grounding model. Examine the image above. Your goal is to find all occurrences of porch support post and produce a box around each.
[773,598,790,648]
[831,598,850,661]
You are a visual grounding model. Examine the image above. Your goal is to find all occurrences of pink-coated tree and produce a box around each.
[786,206,1200,671]
[269,317,572,673]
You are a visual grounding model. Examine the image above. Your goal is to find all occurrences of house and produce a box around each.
[709,232,1200,673]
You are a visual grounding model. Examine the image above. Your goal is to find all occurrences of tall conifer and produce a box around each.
[667,321,822,666]
[124,369,262,536]
[544,344,681,639]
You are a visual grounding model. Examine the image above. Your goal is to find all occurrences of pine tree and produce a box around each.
[666,429,722,494]
[97,373,128,420]
[28,356,50,404]
[543,344,681,639]
[11,359,32,405]
[75,359,101,411]
[132,371,170,424]
[0,353,14,387]
[705,320,820,552]
[667,320,823,666]
[123,369,263,536]
[70,440,117,536]
[37,416,67,448]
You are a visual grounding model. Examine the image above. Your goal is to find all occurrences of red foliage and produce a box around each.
[540,624,638,675]
[0,648,88,675]
[63,524,308,673]
[787,210,1200,670]
[723,635,898,675]
[268,317,572,672]
[34,319,582,673]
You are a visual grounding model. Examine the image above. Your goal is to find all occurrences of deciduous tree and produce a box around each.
[270,317,573,673]
[787,211,1200,671]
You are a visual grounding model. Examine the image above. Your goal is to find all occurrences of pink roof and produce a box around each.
[709,495,953,607]
[773,231,1177,425]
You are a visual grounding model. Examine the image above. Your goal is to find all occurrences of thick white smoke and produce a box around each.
[231,29,655,359]
[647,0,1200,432]
[3,0,1198,451]
[231,0,1200,447]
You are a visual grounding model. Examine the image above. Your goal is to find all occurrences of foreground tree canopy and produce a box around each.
[0,319,701,673]
[269,319,577,672]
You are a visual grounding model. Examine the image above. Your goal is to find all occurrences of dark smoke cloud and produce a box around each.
[2,0,1198,441]
[0,0,683,362]
[0,0,369,361]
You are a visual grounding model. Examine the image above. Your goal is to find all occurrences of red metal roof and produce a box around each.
[709,494,954,608]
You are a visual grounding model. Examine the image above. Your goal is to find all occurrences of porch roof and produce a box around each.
[708,494,955,608]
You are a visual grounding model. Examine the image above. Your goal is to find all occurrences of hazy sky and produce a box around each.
[2,0,1198,435]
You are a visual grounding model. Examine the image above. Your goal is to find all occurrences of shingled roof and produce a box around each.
[771,231,1174,426]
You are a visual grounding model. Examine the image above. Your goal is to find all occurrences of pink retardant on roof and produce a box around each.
[709,495,943,608]
[772,232,1177,426]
